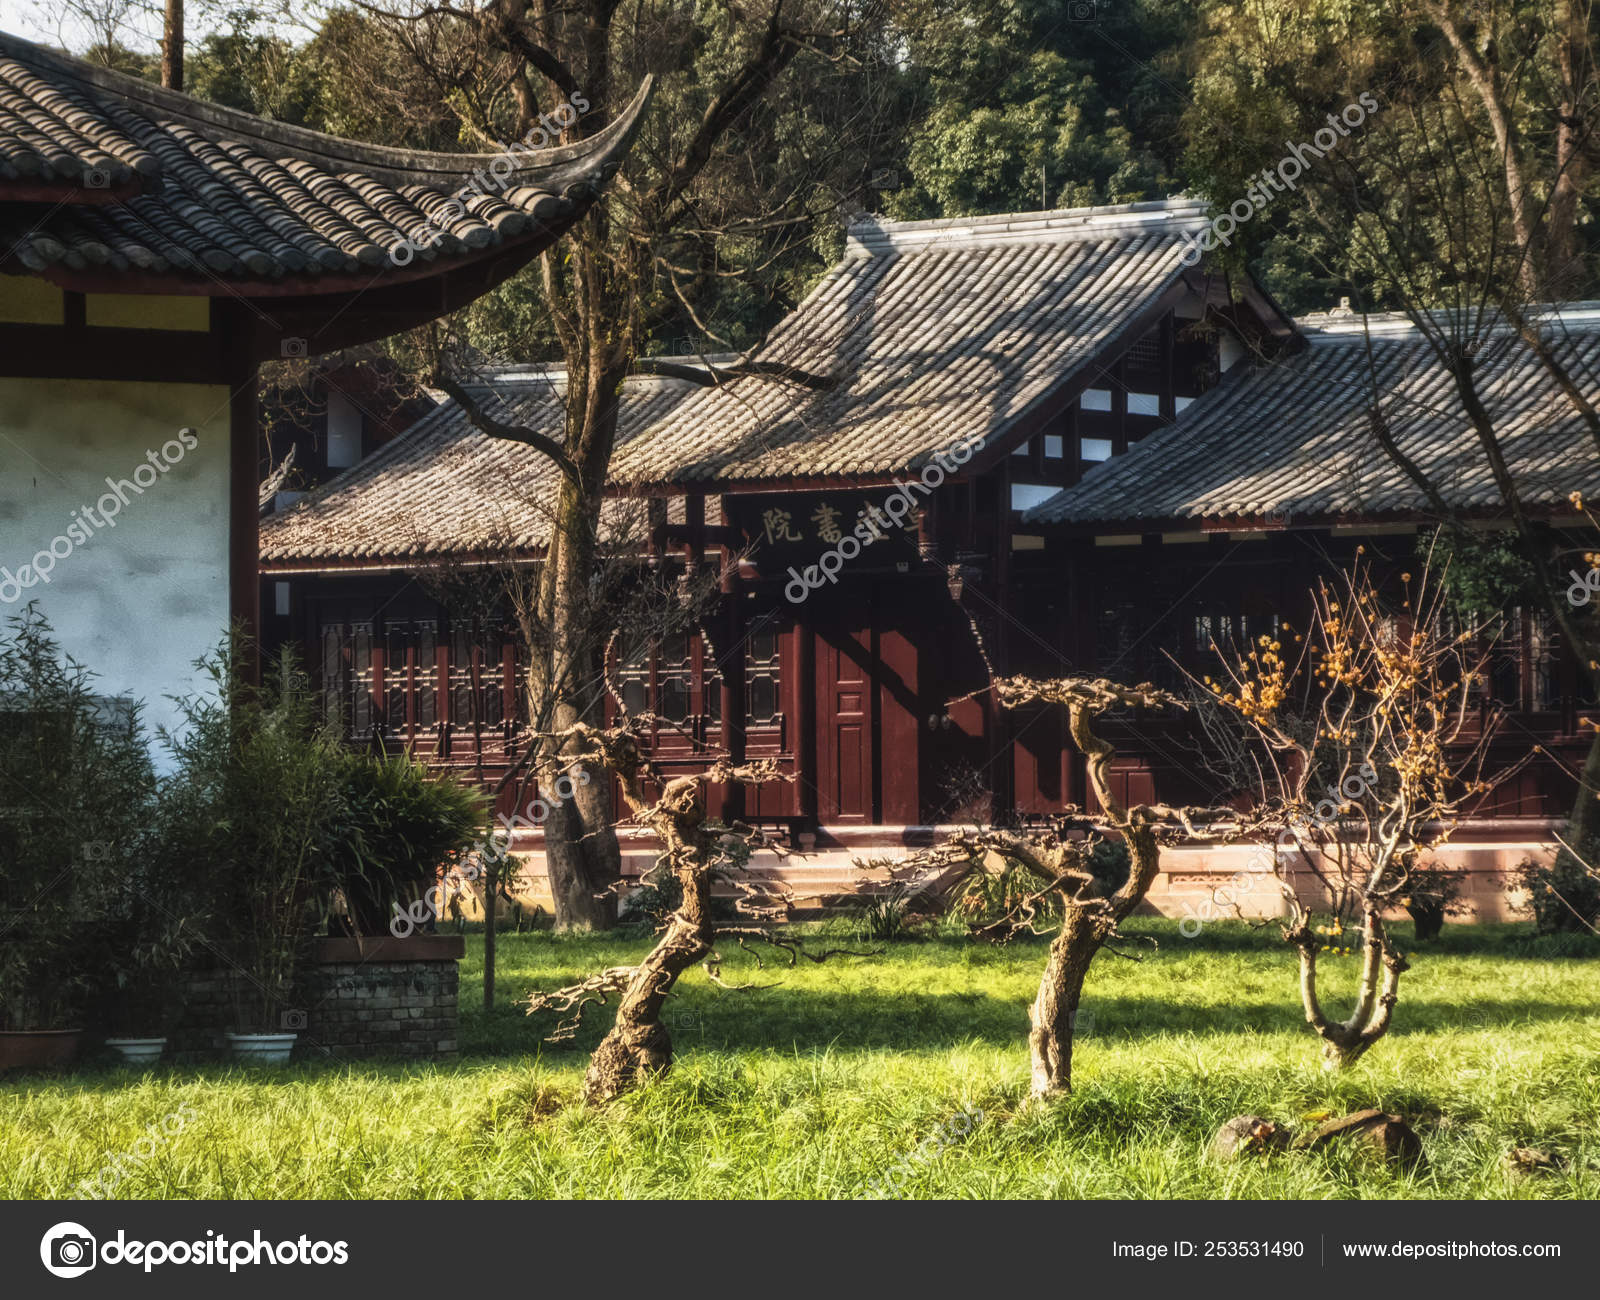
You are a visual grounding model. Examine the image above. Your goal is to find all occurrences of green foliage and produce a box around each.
[854,888,916,942]
[331,749,486,935]
[0,607,155,1030]
[1517,848,1600,937]
[887,0,1193,220]
[1418,527,1538,617]
[158,638,352,1031]
[187,32,321,123]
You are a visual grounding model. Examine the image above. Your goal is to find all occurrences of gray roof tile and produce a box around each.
[609,199,1215,485]
[0,30,649,285]
[259,370,704,564]
[1028,308,1600,525]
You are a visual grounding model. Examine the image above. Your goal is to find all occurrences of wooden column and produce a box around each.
[224,307,261,682]
[717,499,746,822]
[795,614,817,826]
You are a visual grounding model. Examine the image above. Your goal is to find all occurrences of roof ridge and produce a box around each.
[0,29,652,191]
[845,198,1211,255]
[1299,301,1600,339]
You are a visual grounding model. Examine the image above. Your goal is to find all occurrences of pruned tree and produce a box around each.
[880,675,1247,1100]
[403,474,724,1006]
[328,0,909,930]
[1193,557,1531,1067]
[523,714,865,1105]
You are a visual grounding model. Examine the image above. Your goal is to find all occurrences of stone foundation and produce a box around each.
[464,823,1555,923]
[171,936,463,1063]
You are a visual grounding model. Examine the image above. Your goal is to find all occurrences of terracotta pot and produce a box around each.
[0,1028,83,1070]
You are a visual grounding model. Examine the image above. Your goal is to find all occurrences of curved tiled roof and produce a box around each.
[607,199,1216,485]
[259,370,706,565]
[0,31,650,287]
[1026,306,1600,526]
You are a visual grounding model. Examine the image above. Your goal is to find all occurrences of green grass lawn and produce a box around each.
[2,920,1596,1199]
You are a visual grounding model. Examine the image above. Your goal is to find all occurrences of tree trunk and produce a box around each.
[535,365,628,930]
[1566,726,1600,845]
[1292,906,1405,1069]
[583,864,712,1104]
[1028,908,1101,1098]
[161,0,183,91]
[543,791,617,930]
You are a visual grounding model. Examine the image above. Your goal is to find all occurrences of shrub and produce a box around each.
[159,639,353,1033]
[0,607,155,1030]
[1397,862,1466,942]
[855,887,914,941]
[330,749,485,936]
[1516,846,1600,936]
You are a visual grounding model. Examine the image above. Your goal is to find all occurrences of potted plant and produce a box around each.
[331,750,485,937]
[161,639,350,1066]
[94,853,208,1067]
[0,607,154,1070]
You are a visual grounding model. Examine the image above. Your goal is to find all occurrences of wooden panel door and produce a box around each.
[815,619,873,822]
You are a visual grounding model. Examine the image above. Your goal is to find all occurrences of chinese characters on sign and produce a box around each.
[759,497,921,547]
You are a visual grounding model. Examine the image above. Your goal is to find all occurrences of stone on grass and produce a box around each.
[1211,1115,1291,1160]
[1294,1109,1423,1170]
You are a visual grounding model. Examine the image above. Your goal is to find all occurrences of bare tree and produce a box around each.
[335,0,904,927]
[522,716,866,1105]
[882,676,1246,1100]
[1194,557,1531,1067]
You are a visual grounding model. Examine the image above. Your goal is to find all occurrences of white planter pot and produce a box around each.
[225,1032,297,1066]
[104,1037,167,1067]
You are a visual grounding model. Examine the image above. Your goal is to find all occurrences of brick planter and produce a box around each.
[171,936,465,1063]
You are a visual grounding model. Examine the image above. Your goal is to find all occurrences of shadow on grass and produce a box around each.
[460,985,1597,1058]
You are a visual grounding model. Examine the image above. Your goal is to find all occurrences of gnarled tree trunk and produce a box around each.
[1289,905,1407,1069]
[584,860,713,1103]
[1028,907,1102,1095]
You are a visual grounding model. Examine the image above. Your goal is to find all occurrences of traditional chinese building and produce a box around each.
[260,200,1304,904]
[0,29,648,744]
[261,199,1600,918]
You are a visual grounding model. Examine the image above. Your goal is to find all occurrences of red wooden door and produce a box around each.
[815,619,873,822]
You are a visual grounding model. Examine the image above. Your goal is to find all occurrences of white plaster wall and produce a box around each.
[0,378,232,764]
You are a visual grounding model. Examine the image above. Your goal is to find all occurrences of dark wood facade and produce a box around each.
[262,288,1590,841]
